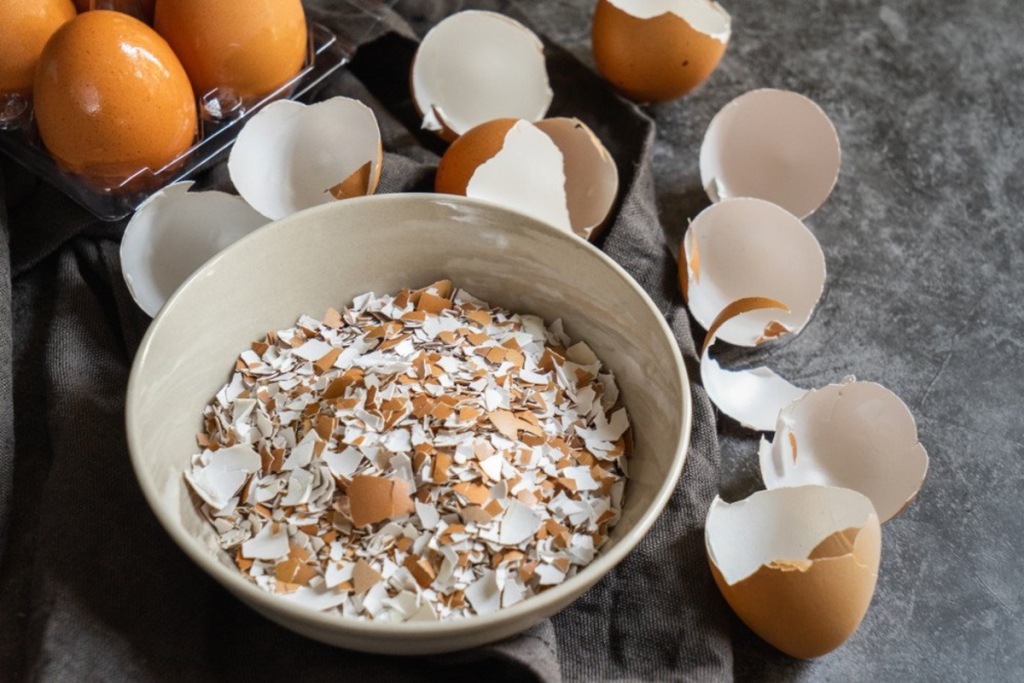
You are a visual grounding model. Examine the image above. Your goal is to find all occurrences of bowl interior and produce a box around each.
[127,194,690,637]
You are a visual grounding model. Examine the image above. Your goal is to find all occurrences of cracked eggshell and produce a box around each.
[592,0,730,103]
[435,118,617,241]
[121,181,269,316]
[700,89,841,219]
[706,485,881,659]
[700,297,806,431]
[759,379,929,523]
[411,10,553,141]
[682,197,826,346]
[228,96,382,220]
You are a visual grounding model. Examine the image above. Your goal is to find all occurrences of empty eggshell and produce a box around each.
[435,118,619,240]
[700,297,806,431]
[683,197,826,346]
[411,11,553,141]
[700,89,842,219]
[535,118,619,240]
[592,0,731,102]
[228,97,382,220]
[759,378,930,522]
[706,485,881,659]
[121,181,269,316]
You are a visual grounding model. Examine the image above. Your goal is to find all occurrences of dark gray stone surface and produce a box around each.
[521,0,1024,679]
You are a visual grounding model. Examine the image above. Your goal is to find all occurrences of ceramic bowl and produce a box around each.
[126,194,691,654]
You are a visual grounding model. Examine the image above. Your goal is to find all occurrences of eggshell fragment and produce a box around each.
[706,485,881,659]
[228,97,382,220]
[592,0,730,102]
[700,297,806,431]
[700,89,842,219]
[435,118,618,240]
[759,378,930,522]
[121,181,269,316]
[682,197,826,346]
[411,11,553,140]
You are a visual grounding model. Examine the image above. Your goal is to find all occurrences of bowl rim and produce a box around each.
[126,193,692,639]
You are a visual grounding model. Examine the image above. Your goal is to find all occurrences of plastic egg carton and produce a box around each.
[0,0,397,221]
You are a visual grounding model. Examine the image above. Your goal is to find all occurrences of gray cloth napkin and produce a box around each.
[0,1,731,680]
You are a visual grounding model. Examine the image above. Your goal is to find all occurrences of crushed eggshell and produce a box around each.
[184,282,630,621]
[759,378,929,523]
[120,181,269,317]
[228,97,382,220]
[435,118,618,241]
[700,297,806,431]
[706,485,881,659]
[411,10,553,141]
[592,0,731,102]
[700,89,842,219]
[682,197,826,346]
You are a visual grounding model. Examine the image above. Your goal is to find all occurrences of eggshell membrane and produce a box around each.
[701,89,842,219]
[155,0,307,99]
[706,486,881,659]
[228,97,382,220]
[592,0,730,103]
[700,297,806,431]
[535,118,619,240]
[33,11,197,183]
[121,182,269,316]
[759,379,930,523]
[0,0,77,94]
[411,11,552,140]
[683,197,826,346]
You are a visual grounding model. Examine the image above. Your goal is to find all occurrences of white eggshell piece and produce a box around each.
[759,378,929,523]
[699,297,806,431]
[228,97,382,220]
[702,354,806,431]
[700,89,841,219]
[535,118,619,239]
[684,198,826,346]
[411,11,553,137]
[466,120,572,234]
[706,485,877,586]
[607,0,731,41]
[121,181,269,317]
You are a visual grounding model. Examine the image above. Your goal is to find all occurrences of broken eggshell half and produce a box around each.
[121,181,269,316]
[700,89,841,219]
[700,297,806,431]
[411,10,553,141]
[760,378,930,523]
[228,96,382,220]
[592,0,731,102]
[682,197,826,346]
[435,117,619,240]
[706,485,881,659]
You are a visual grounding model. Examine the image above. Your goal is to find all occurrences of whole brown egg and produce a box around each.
[33,10,197,183]
[154,0,308,100]
[0,0,77,94]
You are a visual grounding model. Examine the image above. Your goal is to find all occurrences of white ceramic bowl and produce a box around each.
[126,194,691,654]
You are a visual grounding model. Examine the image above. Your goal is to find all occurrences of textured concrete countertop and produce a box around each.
[518,0,1024,678]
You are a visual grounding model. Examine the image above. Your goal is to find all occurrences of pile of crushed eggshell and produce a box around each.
[119,0,929,660]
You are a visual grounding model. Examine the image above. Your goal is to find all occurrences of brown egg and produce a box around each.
[154,0,307,100]
[74,0,154,22]
[0,0,77,94]
[435,119,518,196]
[592,0,731,102]
[34,11,197,183]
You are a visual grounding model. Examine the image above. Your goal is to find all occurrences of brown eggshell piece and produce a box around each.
[592,0,729,102]
[435,118,519,196]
